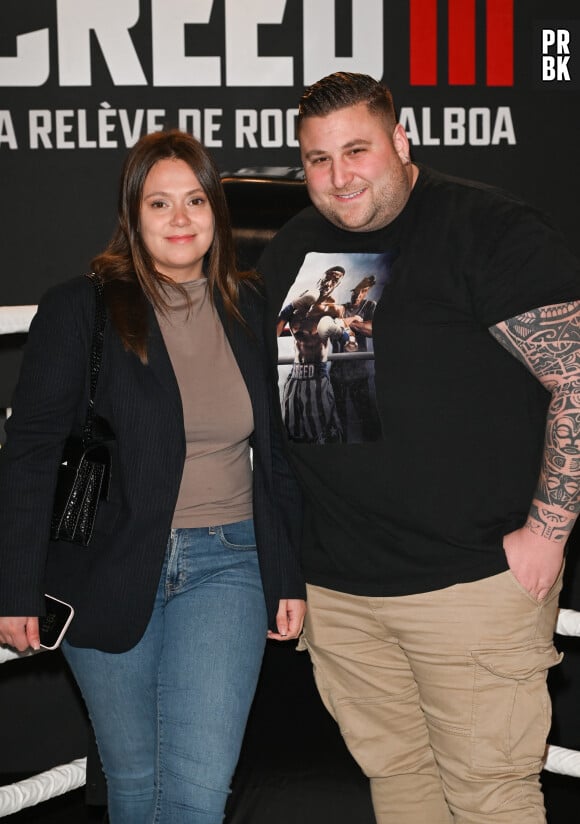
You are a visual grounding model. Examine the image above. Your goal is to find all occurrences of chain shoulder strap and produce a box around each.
[82,273,106,446]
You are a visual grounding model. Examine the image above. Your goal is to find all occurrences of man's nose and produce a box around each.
[331,158,354,189]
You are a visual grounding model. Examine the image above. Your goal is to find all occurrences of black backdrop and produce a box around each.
[0,0,579,305]
[1,1,580,819]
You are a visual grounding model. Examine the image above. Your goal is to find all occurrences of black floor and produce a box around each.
[2,640,580,822]
[1,772,579,823]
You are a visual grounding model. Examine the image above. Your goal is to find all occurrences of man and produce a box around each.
[258,72,580,824]
[330,275,380,441]
[277,265,354,444]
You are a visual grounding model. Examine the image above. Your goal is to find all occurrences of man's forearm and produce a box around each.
[490,301,580,545]
[523,375,580,542]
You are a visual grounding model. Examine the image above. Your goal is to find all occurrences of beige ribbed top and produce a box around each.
[155,278,254,527]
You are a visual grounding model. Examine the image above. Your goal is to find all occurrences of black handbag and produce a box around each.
[50,275,115,546]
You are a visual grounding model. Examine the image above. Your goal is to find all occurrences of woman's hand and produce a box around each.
[267,599,307,641]
[0,616,40,651]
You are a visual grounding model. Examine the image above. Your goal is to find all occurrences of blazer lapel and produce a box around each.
[146,303,184,421]
[214,290,265,427]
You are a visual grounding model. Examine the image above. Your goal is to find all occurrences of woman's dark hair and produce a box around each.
[92,129,253,363]
[297,72,396,132]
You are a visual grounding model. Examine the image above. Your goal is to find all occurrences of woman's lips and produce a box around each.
[166,234,195,243]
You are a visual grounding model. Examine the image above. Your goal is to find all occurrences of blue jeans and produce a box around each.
[63,520,268,824]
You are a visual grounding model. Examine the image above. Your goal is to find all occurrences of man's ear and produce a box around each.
[392,123,411,164]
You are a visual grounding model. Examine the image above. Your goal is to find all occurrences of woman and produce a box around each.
[0,130,306,823]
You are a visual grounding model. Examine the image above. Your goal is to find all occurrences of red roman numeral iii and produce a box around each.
[410,0,514,86]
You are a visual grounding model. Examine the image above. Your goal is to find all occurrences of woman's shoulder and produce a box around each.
[30,275,97,347]
[38,274,95,311]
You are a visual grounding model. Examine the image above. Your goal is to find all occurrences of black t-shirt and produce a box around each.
[258,166,580,596]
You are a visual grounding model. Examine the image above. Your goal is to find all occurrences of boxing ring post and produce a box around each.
[1,305,580,816]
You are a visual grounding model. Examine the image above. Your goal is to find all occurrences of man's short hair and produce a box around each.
[298,73,396,132]
[325,266,345,277]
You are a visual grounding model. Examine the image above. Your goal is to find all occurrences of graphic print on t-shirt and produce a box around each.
[277,252,394,445]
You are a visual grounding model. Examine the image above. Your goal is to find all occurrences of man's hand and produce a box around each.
[317,315,345,340]
[503,526,564,601]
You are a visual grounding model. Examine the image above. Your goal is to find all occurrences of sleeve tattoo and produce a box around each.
[489,300,580,543]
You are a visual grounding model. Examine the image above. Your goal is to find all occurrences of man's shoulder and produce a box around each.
[417,165,543,219]
[271,204,325,240]
[257,205,325,273]
[361,299,377,316]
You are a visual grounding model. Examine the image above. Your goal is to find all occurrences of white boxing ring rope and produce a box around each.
[2,307,580,816]
[0,758,86,818]
[0,305,37,335]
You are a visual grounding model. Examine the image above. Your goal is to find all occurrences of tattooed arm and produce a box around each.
[490,300,580,600]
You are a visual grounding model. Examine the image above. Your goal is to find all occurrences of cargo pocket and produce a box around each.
[471,642,562,771]
[295,631,338,722]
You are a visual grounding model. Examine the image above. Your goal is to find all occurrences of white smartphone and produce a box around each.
[39,594,75,650]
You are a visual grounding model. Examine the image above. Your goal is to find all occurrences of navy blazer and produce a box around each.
[0,276,304,652]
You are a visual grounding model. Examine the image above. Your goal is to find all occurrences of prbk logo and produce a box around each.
[409,0,513,86]
[535,21,579,89]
